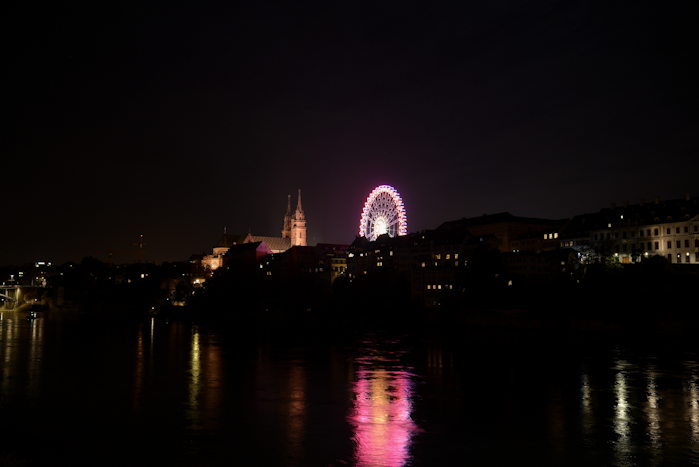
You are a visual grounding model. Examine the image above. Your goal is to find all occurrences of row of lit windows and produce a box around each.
[426,284,454,290]
[640,225,697,236]
[434,253,459,260]
[263,267,326,274]
[596,225,698,241]
[421,261,463,268]
[543,232,559,240]
[354,250,394,258]
[620,239,699,252]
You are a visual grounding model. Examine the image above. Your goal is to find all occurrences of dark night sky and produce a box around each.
[4,0,698,265]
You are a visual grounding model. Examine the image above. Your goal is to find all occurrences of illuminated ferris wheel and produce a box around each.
[359,185,408,241]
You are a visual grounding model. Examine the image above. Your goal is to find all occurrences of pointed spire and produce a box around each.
[282,193,292,238]
[296,188,303,214]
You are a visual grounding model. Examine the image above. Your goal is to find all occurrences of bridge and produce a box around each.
[0,285,22,310]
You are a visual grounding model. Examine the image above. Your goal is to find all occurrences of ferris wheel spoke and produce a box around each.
[358,185,408,240]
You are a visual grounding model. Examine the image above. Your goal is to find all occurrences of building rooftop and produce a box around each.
[247,236,291,252]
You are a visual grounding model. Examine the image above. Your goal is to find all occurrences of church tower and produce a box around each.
[290,189,307,247]
[281,194,292,239]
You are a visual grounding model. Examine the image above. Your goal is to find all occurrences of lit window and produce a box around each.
[437,285,442,290]
[454,253,459,259]
[427,285,431,290]
[446,254,451,260]
[435,254,441,260]
[421,262,426,268]
[543,234,547,240]
[554,233,558,239]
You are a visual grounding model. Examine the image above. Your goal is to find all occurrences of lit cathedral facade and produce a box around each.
[282,189,307,247]
[201,190,307,270]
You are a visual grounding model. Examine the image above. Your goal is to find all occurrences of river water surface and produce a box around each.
[2,312,699,466]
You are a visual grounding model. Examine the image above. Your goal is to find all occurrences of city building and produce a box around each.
[559,194,699,264]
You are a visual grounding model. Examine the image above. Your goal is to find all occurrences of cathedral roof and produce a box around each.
[216,233,247,248]
[247,235,291,252]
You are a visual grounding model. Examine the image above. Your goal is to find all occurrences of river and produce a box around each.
[1,311,699,466]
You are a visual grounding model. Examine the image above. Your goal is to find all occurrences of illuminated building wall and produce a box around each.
[588,219,699,264]
[566,196,699,264]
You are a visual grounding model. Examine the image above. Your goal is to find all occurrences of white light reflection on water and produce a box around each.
[581,372,593,443]
[350,341,418,467]
[27,316,44,398]
[645,365,662,466]
[149,317,155,357]
[1,314,16,396]
[687,366,699,458]
[613,359,633,467]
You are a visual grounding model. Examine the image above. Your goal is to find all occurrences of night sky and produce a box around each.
[5,1,698,265]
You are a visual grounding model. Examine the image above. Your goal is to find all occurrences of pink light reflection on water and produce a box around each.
[350,368,417,467]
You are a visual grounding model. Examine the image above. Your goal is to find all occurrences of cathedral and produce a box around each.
[201,190,307,270]
[282,189,307,247]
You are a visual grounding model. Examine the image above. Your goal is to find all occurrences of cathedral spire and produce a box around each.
[282,193,292,239]
[290,188,307,247]
[295,189,304,218]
